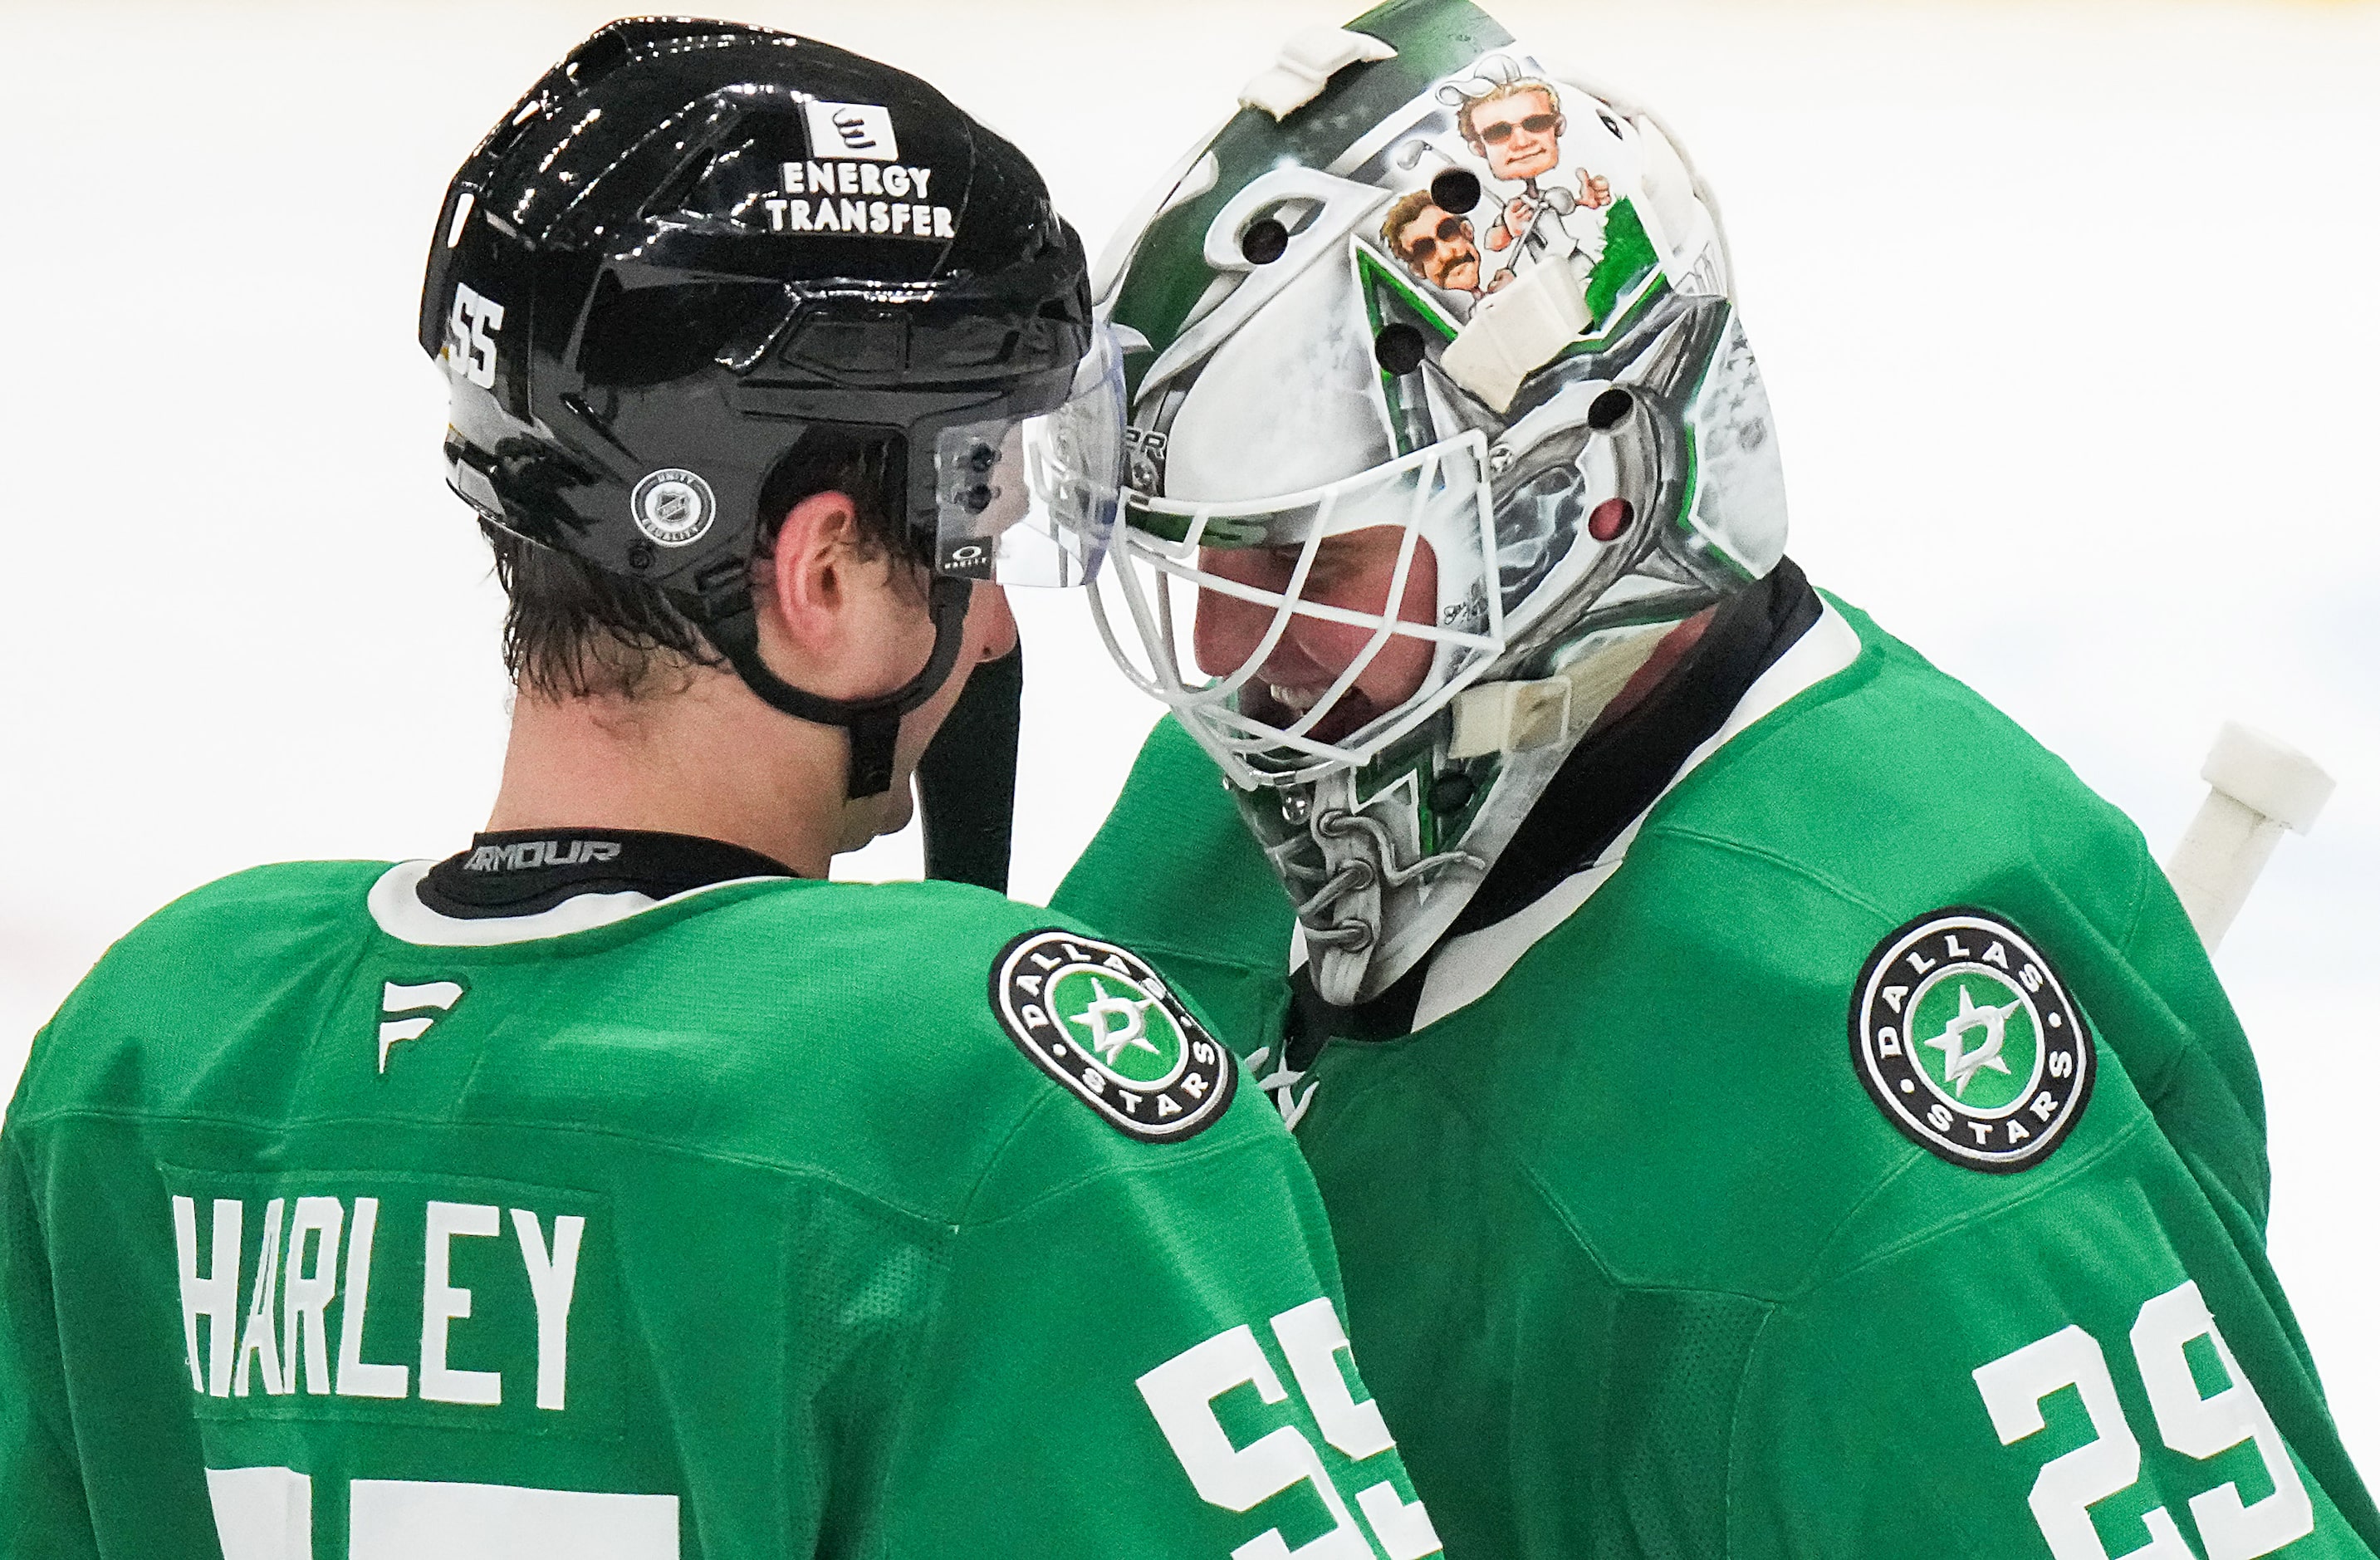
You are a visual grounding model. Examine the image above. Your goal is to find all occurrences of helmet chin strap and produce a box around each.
[683,574,975,800]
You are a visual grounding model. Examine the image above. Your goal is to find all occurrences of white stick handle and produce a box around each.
[2165,721,2334,952]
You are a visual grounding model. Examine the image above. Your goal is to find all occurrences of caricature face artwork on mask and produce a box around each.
[1441,73,1618,290]
[1087,4,1790,1004]
[1381,192,1500,302]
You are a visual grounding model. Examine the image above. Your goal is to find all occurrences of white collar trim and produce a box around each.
[366,859,775,948]
[1409,598,1864,1030]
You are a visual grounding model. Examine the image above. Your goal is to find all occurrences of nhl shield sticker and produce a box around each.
[1849,909,2094,1173]
[629,468,717,547]
[991,930,1235,1145]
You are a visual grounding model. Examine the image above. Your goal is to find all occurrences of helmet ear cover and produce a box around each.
[422,17,1099,798]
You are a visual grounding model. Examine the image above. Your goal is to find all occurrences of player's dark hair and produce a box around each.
[487,434,926,701]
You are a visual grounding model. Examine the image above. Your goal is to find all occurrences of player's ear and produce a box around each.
[759,489,864,655]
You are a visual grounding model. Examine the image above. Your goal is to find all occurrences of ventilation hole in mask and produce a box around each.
[1588,387,1635,431]
[1429,169,1481,213]
[1240,218,1290,265]
[1428,771,1477,814]
[1374,324,1427,376]
[1589,498,1635,542]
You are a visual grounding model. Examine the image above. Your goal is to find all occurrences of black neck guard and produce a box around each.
[416,828,795,921]
[1292,558,1822,1048]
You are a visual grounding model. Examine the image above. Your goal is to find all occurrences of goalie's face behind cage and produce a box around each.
[1193,527,1442,748]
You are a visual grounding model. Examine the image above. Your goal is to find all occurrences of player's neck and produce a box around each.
[487,669,890,879]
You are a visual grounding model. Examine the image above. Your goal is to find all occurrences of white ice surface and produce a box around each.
[2,0,2375,1477]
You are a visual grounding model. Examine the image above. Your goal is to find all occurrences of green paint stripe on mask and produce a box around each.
[1111,0,1516,395]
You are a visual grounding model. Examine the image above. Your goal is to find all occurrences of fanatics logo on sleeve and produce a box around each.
[990,930,1236,1145]
[1849,909,2094,1173]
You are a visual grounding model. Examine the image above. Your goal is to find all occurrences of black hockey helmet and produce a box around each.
[420,17,1121,795]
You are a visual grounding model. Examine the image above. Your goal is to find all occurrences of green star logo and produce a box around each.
[1054,973,1182,1087]
[992,930,1235,1144]
[1850,910,2094,1173]
[1915,978,2035,1110]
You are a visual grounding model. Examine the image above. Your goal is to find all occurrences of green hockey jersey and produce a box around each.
[0,861,1442,1559]
[1054,596,2380,1560]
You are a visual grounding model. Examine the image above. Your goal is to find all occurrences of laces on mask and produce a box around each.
[1294,807,1486,954]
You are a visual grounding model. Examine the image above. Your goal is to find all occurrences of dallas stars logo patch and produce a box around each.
[991,930,1235,1145]
[1849,909,2094,1173]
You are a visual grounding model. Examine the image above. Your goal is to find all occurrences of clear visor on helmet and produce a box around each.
[934,326,1125,588]
[1089,431,1506,787]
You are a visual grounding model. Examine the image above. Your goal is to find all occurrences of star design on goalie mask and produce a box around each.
[1068,978,1165,1067]
[1922,983,2023,1098]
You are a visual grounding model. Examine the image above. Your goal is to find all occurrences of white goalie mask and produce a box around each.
[1088,2,1790,1004]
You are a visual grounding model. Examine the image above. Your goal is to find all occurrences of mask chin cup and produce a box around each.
[933,325,1126,588]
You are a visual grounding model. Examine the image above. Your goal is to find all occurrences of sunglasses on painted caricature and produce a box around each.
[1476,112,1559,144]
[1403,214,1472,264]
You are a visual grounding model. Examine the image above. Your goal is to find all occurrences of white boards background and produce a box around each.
[2,0,2374,1469]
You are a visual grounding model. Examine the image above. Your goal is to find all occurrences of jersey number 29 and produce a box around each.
[1972,1279,2316,1560]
